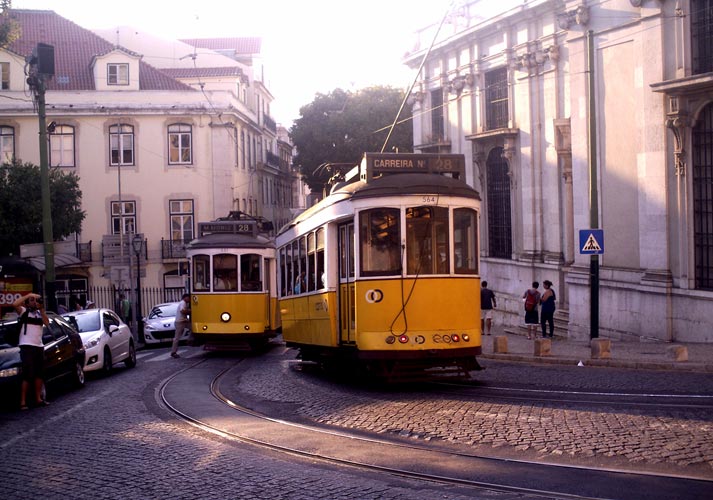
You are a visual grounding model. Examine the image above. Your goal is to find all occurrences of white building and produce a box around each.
[0,9,300,309]
[405,0,713,342]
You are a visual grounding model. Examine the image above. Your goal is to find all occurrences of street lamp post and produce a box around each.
[132,234,143,341]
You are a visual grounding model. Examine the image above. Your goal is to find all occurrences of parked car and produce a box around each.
[0,312,86,406]
[143,302,190,345]
[63,308,137,374]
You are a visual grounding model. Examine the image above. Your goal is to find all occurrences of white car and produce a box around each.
[63,308,137,374]
[143,302,190,345]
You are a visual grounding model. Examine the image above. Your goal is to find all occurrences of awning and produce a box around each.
[25,254,83,272]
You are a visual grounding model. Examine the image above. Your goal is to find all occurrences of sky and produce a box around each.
[13,0,456,127]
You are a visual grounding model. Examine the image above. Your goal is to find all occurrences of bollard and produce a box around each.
[591,338,611,359]
[493,335,508,353]
[534,338,551,356]
[667,345,688,362]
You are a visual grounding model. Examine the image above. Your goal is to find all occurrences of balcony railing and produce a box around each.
[263,114,277,133]
[266,151,280,169]
[161,238,188,260]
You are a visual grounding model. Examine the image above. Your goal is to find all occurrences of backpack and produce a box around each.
[524,291,538,312]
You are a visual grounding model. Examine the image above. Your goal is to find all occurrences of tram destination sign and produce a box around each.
[199,220,256,237]
[361,153,465,181]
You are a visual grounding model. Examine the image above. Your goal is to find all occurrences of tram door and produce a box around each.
[338,222,356,344]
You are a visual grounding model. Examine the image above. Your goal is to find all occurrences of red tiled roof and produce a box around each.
[160,67,245,78]
[7,9,193,91]
[179,37,262,55]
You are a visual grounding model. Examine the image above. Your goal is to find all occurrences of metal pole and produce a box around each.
[135,242,143,341]
[586,30,599,339]
[36,74,57,312]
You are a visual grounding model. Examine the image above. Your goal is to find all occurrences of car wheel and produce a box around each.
[124,340,137,368]
[73,360,86,388]
[102,347,113,375]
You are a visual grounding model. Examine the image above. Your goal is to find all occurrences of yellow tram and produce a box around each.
[185,213,279,349]
[276,153,482,379]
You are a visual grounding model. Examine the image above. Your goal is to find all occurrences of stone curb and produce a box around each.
[480,353,713,373]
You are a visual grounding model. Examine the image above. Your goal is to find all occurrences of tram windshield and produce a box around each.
[356,206,478,277]
[360,208,400,276]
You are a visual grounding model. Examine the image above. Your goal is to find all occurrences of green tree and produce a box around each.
[0,1,20,48]
[290,86,413,193]
[0,160,86,256]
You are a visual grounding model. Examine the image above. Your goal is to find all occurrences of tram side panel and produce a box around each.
[279,291,338,347]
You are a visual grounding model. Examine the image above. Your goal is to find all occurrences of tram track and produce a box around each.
[157,357,712,500]
[427,380,713,410]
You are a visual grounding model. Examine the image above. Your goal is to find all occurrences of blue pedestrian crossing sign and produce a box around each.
[579,229,604,255]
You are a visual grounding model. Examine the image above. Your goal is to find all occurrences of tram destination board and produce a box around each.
[199,220,256,237]
[362,153,465,180]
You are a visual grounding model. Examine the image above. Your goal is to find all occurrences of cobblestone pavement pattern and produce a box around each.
[232,348,713,477]
[0,352,525,500]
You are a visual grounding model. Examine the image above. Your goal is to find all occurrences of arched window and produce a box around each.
[168,123,192,164]
[49,125,75,167]
[486,147,512,259]
[0,125,14,163]
[692,102,713,290]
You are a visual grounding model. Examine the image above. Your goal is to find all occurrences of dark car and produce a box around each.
[0,312,86,407]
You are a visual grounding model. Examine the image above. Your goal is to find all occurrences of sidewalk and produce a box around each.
[479,324,713,373]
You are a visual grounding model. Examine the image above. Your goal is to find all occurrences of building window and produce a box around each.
[692,102,713,290]
[0,62,9,90]
[170,199,194,242]
[168,124,192,164]
[692,0,713,74]
[109,124,134,166]
[107,63,129,85]
[0,126,14,163]
[485,67,509,130]
[430,88,444,142]
[111,200,136,235]
[49,125,75,167]
[486,147,512,259]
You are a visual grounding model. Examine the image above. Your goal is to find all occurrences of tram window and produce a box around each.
[359,208,400,276]
[454,208,478,274]
[213,254,237,291]
[339,226,348,280]
[279,247,288,296]
[193,255,210,291]
[348,224,355,278]
[307,232,316,292]
[316,228,325,289]
[291,240,302,294]
[240,254,262,291]
[406,206,449,275]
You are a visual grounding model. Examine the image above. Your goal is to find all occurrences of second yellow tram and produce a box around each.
[186,214,279,349]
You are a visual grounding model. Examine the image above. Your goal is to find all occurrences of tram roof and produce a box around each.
[185,232,274,250]
[279,172,480,235]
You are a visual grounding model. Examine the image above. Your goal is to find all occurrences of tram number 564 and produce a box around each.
[422,195,438,204]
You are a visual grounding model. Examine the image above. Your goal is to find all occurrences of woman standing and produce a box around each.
[540,280,556,338]
[13,293,50,409]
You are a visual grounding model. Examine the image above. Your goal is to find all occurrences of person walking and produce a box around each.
[13,293,50,410]
[480,281,497,335]
[540,280,556,338]
[522,281,541,340]
[171,293,191,359]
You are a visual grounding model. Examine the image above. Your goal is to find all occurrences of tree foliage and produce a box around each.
[0,160,86,256]
[0,1,20,49]
[289,86,413,193]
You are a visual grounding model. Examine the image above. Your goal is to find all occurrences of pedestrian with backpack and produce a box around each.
[522,281,541,340]
[12,293,49,410]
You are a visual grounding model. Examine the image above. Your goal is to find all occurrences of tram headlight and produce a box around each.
[385,336,396,344]
[451,334,460,342]
[398,334,409,344]
[220,312,231,322]
[462,334,470,342]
